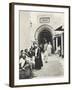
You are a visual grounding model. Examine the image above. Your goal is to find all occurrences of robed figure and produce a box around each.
[47,42,52,56]
[35,46,43,69]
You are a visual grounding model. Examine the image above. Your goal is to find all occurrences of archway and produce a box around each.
[38,29,52,45]
[34,24,54,53]
[35,24,54,44]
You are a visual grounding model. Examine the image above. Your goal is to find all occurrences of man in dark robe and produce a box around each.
[35,45,43,69]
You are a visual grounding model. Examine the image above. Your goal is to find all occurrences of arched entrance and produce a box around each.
[34,24,54,52]
[38,29,52,45]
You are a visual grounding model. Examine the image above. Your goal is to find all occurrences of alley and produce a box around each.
[33,54,64,78]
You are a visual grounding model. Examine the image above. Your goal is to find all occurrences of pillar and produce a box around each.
[56,37,58,50]
[53,38,55,52]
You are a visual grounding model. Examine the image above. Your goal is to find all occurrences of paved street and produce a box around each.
[33,54,64,78]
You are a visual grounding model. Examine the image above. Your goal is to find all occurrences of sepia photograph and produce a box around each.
[19,11,64,79]
[9,3,70,87]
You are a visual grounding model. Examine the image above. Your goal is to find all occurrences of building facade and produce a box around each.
[20,11,64,57]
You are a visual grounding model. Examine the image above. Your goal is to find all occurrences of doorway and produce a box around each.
[38,29,52,45]
[35,24,54,52]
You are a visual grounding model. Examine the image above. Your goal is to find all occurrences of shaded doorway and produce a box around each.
[38,29,53,52]
[38,30,52,45]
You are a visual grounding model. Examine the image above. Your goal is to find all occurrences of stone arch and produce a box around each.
[34,24,54,53]
[34,24,54,41]
[34,24,54,40]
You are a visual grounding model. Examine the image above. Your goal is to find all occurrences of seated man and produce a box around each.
[19,53,33,79]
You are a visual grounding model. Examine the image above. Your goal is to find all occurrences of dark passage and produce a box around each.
[38,29,52,45]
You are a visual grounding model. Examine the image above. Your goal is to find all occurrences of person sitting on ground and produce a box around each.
[19,52,33,79]
[24,48,35,69]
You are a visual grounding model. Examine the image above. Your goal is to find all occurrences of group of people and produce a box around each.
[19,40,52,79]
[19,41,43,79]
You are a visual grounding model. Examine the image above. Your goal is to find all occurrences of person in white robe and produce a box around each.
[44,40,48,63]
[47,42,52,56]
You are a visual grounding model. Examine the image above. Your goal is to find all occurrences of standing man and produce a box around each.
[47,42,52,56]
[35,42,43,69]
[44,39,48,63]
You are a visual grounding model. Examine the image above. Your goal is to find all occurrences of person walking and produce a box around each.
[44,39,48,63]
[47,42,52,56]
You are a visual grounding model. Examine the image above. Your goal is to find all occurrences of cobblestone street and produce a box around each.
[33,54,64,78]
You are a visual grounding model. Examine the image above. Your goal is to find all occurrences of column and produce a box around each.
[53,38,55,52]
[56,37,58,50]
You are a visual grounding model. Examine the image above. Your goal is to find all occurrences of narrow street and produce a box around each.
[33,54,64,78]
